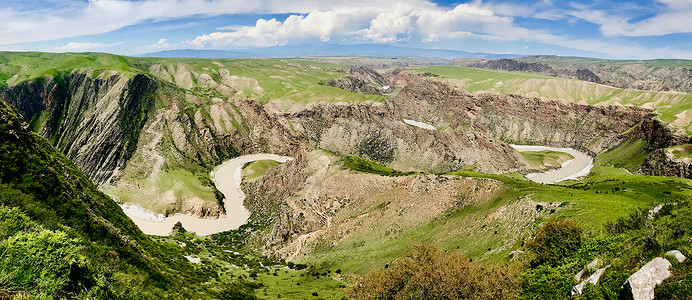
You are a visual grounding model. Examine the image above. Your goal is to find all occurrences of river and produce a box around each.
[510,144,594,184]
[121,154,292,236]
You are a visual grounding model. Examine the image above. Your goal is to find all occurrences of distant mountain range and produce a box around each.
[139,44,519,60]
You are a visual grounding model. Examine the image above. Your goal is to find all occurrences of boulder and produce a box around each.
[665,250,686,263]
[620,257,672,300]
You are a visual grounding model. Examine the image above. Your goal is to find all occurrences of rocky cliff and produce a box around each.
[640,149,692,179]
[386,72,651,155]
[1,72,156,185]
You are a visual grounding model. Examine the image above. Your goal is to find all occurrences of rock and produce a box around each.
[648,204,664,219]
[586,258,601,271]
[641,149,692,179]
[572,266,609,296]
[665,250,686,263]
[327,76,383,95]
[620,257,672,300]
[171,221,186,234]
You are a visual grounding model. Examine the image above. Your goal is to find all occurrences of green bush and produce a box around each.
[347,244,520,299]
[527,218,582,266]
[0,229,85,296]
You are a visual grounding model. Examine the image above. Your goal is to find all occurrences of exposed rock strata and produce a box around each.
[1,73,156,184]
[640,149,692,179]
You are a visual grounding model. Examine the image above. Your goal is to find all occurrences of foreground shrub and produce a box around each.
[526,218,582,266]
[346,244,520,300]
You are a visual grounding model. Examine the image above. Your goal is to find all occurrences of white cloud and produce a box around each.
[187,3,538,48]
[0,0,433,46]
[151,38,170,49]
[568,0,692,37]
[54,41,123,52]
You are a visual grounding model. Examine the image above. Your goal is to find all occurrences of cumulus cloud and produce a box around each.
[54,41,123,52]
[187,2,556,48]
[0,0,432,46]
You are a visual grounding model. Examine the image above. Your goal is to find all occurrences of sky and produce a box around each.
[0,0,691,59]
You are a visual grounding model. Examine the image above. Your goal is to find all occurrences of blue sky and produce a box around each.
[0,0,690,59]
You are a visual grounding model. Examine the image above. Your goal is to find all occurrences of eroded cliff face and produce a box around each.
[386,73,650,155]
[286,101,525,174]
[641,149,692,179]
[1,73,155,185]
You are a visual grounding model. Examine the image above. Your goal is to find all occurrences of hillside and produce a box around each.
[416,65,692,135]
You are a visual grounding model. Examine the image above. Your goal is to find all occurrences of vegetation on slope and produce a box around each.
[298,148,692,277]
[347,244,521,299]
[594,139,651,172]
[242,160,282,182]
[0,99,343,299]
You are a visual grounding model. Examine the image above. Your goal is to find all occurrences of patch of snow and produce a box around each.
[403,119,437,130]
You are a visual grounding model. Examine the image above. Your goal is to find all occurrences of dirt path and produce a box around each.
[510,144,593,184]
[122,154,292,236]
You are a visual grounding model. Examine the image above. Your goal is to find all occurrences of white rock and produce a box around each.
[572,266,609,295]
[184,255,202,264]
[665,250,686,263]
[647,204,664,219]
[403,119,437,130]
[620,257,672,300]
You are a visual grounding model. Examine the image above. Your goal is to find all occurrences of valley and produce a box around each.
[0,52,691,299]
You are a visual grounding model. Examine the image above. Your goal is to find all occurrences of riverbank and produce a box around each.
[510,145,593,184]
[121,154,292,236]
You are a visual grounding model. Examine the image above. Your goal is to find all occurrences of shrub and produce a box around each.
[346,244,520,299]
[0,229,85,296]
[526,218,582,266]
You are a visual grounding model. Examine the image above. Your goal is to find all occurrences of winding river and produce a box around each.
[121,146,589,235]
[510,144,594,184]
[121,154,292,236]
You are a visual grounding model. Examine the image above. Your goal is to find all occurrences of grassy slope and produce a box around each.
[594,139,651,172]
[301,150,692,276]
[0,52,385,107]
[0,52,136,85]
[415,66,692,134]
[520,150,574,170]
[242,160,282,181]
[130,56,385,108]
[668,144,692,160]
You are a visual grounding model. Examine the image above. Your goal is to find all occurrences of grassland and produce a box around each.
[242,160,282,181]
[154,231,347,299]
[414,66,692,134]
[594,139,651,172]
[0,52,386,110]
[520,150,574,170]
[669,144,692,160]
[0,52,136,85]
